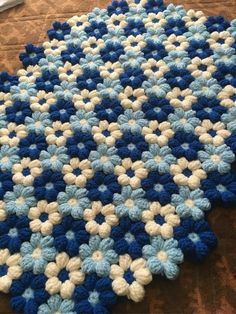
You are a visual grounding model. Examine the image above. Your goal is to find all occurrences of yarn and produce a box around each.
[0,0,235,313]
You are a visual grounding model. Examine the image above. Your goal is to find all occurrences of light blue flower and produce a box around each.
[20,233,56,274]
[163,50,191,69]
[164,3,186,20]
[89,144,121,174]
[38,295,76,314]
[38,54,63,73]
[97,78,123,99]
[142,145,176,174]
[168,108,199,133]
[198,144,235,174]
[119,50,146,70]
[10,83,36,102]
[125,6,147,21]
[185,25,209,41]
[57,185,90,218]
[40,145,69,171]
[142,236,183,279]
[25,112,52,134]
[53,81,79,101]
[213,47,236,66]
[103,29,126,43]
[80,235,118,276]
[190,78,222,98]
[171,186,210,220]
[80,54,104,71]
[221,107,236,132]
[65,30,88,48]
[4,185,36,216]
[70,109,98,133]
[113,186,149,220]
[142,77,171,98]
[0,145,20,171]
[118,109,147,134]
[144,29,166,43]
[88,7,109,23]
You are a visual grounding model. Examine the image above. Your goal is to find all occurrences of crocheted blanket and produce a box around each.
[0,0,235,313]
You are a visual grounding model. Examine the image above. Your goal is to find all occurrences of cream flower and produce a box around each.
[43,39,67,56]
[0,249,22,293]
[58,61,82,82]
[143,12,167,28]
[119,86,147,111]
[17,65,41,84]
[182,9,207,27]
[12,157,42,186]
[45,253,84,299]
[81,36,105,54]
[110,254,152,302]
[45,121,73,146]
[218,86,236,108]
[123,35,146,52]
[141,59,169,79]
[0,201,6,221]
[67,14,90,29]
[107,13,128,28]
[114,158,148,188]
[62,158,93,187]
[83,201,118,238]
[99,61,123,80]
[0,123,27,146]
[142,121,174,145]
[28,200,61,235]
[30,90,56,112]
[163,34,189,52]
[208,31,235,49]
[170,157,206,189]
[0,92,12,114]
[142,202,180,239]
[166,87,197,110]
[92,121,122,146]
[187,57,216,79]
[195,120,230,145]
[127,0,147,8]
[73,89,100,112]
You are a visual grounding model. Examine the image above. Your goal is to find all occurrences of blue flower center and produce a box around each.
[217,184,226,192]
[124,270,135,284]
[22,167,31,176]
[113,20,120,26]
[129,95,136,102]
[188,232,200,243]
[198,64,207,71]
[182,168,192,177]
[181,143,189,149]
[173,41,180,47]
[83,97,90,104]
[0,100,4,106]
[208,129,217,137]
[126,168,135,178]
[45,182,54,189]
[22,288,34,300]
[8,227,18,237]
[9,131,16,138]
[154,183,163,192]
[154,214,165,225]
[58,269,69,282]
[95,213,105,224]
[67,70,73,75]
[154,129,161,136]
[91,43,97,49]
[152,18,159,23]
[217,38,225,44]
[27,72,33,77]
[98,184,107,192]
[0,265,8,276]
[151,66,159,72]
[124,232,135,243]
[39,212,48,222]
[66,230,75,240]
[88,291,99,305]
[230,95,236,102]
[73,168,81,176]
[131,42,138,47]
[55,130,63,137]
[39,98,46,105]
[177,95,185,101]
[77,142,85,149]
[102,130,110,137]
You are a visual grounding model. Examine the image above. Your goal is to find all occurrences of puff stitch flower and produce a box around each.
[142,120,174,145]
[12,157,42,186]
[92,120,122,146]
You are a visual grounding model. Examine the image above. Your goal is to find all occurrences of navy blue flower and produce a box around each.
[164,18,187,36]
[164,67,194,89]
[53,215,89,257]
[34,170,66,202]
[205,16,230,33]
[142,41,167,60]
[141,172,178,205]
[19,133,47,159]
[116,132,148,161]
[225,132,236,154]
[84,21,108,39]
[100,42,124,63]
[186,40,213,59]
[49,99,76,122]
[19,43,45,67]
[144,0,166,13]
[0,214,31,253]
[202,171,236,204]
[0,72,18,93]
[35,71,60,92]
[174,218,217,262]
[86,171,120,205]
[77,69,102,91]
[119,69,147,88]
[61,45,85,65]
[192,97,226,123]
[213,64,236,87]
[142,97,173,122]
[74,273,117,314]
[94,98,124,123]
[110,217,149,259]
[124,20,146,36]
[0,171,13,198]
[107,0,129,16]
[6,101,32,125]
[66,131,96,159]
[168,131,203,160]
[47,21,71,40]
[10,272,49,314]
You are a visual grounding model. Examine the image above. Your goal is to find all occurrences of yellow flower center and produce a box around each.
[157,251,168,262]
[32,248,42,259]
[15,196,25,205]
[92,250,103,261]
[68,198,77,206]
[125,199,134,208]
[185,199,194,207]
[211,154,221,162]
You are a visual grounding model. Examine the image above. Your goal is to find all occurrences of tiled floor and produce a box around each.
[0,1,236,313]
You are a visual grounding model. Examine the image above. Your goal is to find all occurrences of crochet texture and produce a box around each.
[0,0,236,313]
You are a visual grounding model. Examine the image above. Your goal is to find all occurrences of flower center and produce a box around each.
[211,154,221,162]
[68,198,78,206]
[188,232,200,243]
[92,250,103,261]
[32,247,42,259]
[58,269,69,282]
[185,199,194,207]
[125,199,134,208]
[124,270,135,284]
[16,196,25,205]
[157,250,168,262]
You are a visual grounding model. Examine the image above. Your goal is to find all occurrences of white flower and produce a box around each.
[123,35,146,52]
[119,86,147,111]
[45,121,73,146]
[62,158,93,187]
[166,87,197,110]
[43,39,67,56]
[12,157,42,185]
[73,89,100,112]
[0,123,27,146]
[99,61,123,80]
[92,121,122,146]
[142,121,174,145]
[81,36,105,55]
[58,61,82,82]
[163,34,189,52]
[187,57,216,79]
[141,59,169,79]
[218,86,236,108]
[30,90,56,112]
